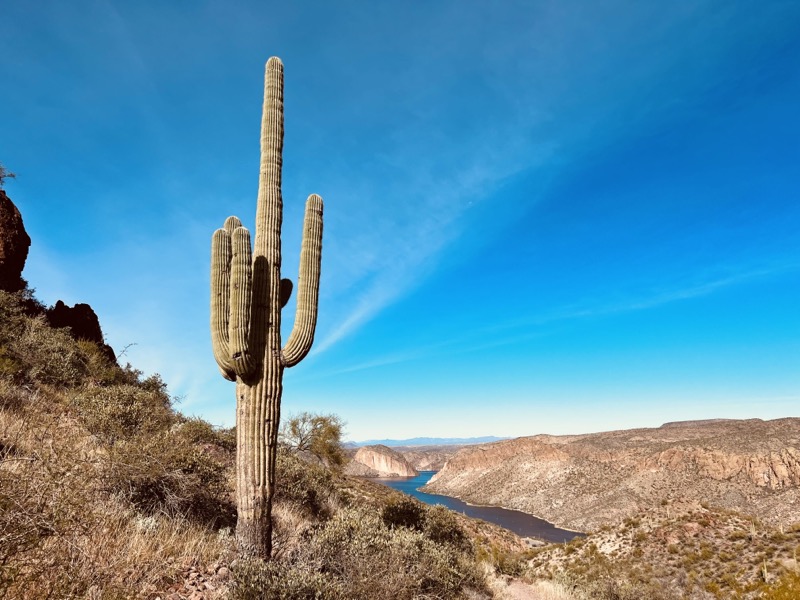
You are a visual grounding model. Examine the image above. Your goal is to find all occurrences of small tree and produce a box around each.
[280,411,345,467]
[0,162,15,190]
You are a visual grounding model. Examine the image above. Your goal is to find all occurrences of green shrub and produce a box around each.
[298,508,484,599]
[9,317,90,386]
[230,559,346,600]
[71,384,174,445]
[381,496,425,531]
[176,416,236,451]
[477,542,525,576]
[102,433,234,527]
[275,450,335,519]
[75,340,131,386]
[424,504,470,551]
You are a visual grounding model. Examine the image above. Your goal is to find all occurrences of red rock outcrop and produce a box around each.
[0,190,31,292]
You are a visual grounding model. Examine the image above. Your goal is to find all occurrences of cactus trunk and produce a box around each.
[210,57,323,559]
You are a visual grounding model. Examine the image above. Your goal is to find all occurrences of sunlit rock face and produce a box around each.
[346,444,419,477]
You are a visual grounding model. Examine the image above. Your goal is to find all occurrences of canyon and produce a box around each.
[423,418,800,531]
[344,444,419,477]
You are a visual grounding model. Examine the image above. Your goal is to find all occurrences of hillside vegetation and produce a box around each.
[0,288,490,599]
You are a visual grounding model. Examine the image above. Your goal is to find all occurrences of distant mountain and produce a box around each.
[348,436,508,447]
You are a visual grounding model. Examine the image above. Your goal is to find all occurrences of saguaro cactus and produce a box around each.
[210,57,323,559]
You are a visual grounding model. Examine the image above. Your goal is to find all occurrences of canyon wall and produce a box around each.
[424,418,800,531]
[345,444,418,477]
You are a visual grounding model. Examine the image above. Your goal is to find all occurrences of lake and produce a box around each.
[374,471,584,543]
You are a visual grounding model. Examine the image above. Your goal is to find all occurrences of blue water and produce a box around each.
[375,471,583,543]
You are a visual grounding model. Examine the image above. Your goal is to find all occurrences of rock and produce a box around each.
[345,444,418,477]
[0,190,31,292]
[46,300,116,362]
[395,445,463,471]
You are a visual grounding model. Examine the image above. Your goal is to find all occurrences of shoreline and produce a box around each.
[369,471,585,539]
[420,484,586,535]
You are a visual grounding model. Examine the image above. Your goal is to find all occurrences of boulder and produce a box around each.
[46,300,116,362]
[0,190,31,292]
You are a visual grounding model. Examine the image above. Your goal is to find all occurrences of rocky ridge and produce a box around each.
[395,445,463,471]
[424,418,800,532]
[46,300,116,361]
[0,188,115,361]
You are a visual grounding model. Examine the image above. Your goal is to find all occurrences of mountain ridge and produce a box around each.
[348,435,508,447]
[424,417,800,532]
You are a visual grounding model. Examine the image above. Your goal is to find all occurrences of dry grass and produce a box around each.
[0,385,235,598]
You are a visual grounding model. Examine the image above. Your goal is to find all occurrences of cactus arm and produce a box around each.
[229,226,256,377]
[210,228,235,381]
[281,193,323,367]
[224,215,243,233]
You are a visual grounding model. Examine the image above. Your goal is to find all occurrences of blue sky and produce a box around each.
[1,1,798,441]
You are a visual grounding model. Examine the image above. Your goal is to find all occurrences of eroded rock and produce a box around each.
[0,190,31,292]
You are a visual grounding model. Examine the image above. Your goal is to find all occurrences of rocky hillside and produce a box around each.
[424,419,800,531]
[525,500,800,599]
[345,444,418,476]
[396,444,463,471]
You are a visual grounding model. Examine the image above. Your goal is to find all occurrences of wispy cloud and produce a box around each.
[307,1,778,355]
[313,260,799,376]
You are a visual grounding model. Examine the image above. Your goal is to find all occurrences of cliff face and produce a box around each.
[424,418,800,531]
[346,445,418,477]
[0,190,31,292]
[396,446,463,471]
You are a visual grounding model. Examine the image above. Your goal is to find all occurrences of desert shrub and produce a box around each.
[296,507,485,599]
[280,411,346,467]
[573,575,681,600]
[101,433,234,527]
[274,449,336,519]
[0,378,27,411]
[72,384,232,525]
[0,400,101,599]
[476,542,525,576]
[7,316,90,386]
[0,292,91,387]
[381,495,425,531]
[424,503,470,550]
[71,384,174,445]
[230,559,346,600]
[74,339,132,386]
[176,416,236,451]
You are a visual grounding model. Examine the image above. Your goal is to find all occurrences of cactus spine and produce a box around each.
[210,57,323,558]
